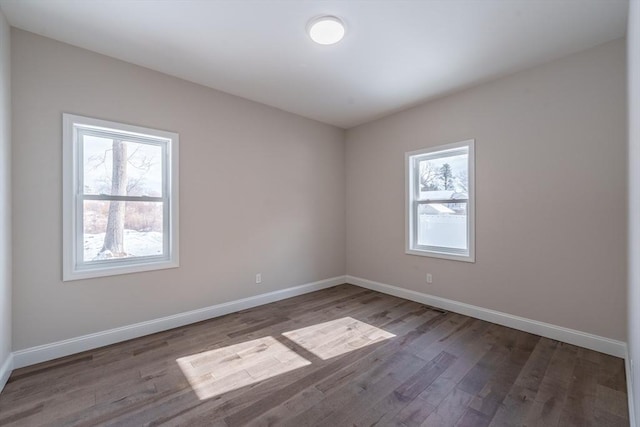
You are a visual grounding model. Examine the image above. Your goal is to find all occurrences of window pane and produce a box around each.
[83,135,163,197]
[416,203,467,250]
[417,150,468,201]
[83,200,164,262]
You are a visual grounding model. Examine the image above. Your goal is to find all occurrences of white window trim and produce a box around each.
[63,113,179,281]
[405,139,475,263]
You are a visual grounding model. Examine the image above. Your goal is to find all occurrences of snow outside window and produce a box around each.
[406,140,475,262]
[63,114,179,280]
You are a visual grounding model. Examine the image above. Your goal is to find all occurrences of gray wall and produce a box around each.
[0,9,12,380]
[346,39,627,341]
[11,29,346,350]
[628,0,640,424]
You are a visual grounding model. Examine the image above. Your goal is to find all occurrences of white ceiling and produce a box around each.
[0,0,629,129]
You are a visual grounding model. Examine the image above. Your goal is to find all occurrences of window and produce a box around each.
[63,114,179,280]
[406,139,475,262]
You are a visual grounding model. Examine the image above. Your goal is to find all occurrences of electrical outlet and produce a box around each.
[426,273,433,284]
[255,273,262,284]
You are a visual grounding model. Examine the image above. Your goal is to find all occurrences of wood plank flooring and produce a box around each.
[0,284,629,426]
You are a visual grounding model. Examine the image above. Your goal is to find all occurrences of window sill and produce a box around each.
[405,248,475,263]
[63,259,179,281]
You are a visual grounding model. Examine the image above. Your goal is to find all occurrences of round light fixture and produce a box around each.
[308,16,345,45]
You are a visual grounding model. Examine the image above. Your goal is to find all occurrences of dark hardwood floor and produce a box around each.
[0,284,629,426]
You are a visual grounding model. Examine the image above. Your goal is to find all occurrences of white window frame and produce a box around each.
[63,114,179,281]
[405,139,475,262]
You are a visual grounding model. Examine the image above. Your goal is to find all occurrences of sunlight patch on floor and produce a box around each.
[282,317,396,360]
[176,336,310,400]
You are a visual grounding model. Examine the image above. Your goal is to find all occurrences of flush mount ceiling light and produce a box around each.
[308,16,345,45]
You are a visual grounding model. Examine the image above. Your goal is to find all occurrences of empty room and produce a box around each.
[0,0,639,426]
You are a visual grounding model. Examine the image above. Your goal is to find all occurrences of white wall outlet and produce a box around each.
[255,273,262,284]
[426,273,433,284]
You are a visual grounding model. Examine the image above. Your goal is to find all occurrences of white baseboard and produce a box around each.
[346,275,627,358]
[12,276,346,369]
[626,355,637,427]
[0,353,13,394]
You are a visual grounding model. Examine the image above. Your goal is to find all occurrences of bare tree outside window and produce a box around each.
[420,161,439,191]
[418,156,468,195]
[455,169,468,193]
[83,136,163,261]
[101,139,127,257]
